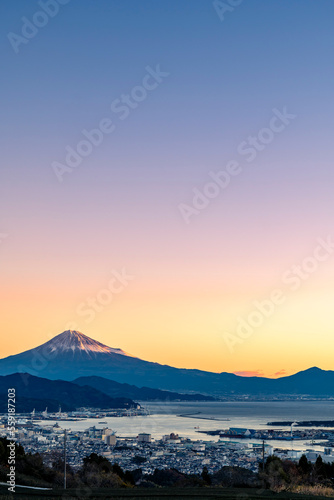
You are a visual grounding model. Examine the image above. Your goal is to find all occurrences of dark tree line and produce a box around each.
[259,454,334,493]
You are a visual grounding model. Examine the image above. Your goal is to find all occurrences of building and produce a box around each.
[228,428,252,437]
[138,433,151,443]
[193,443,205,452]
[105,434,116,446]
[248,443,273,455]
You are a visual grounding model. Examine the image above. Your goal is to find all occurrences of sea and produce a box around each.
[38,401,334,452]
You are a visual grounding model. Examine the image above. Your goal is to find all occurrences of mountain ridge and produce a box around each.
[73,376,216,402]
[0,331,333,397]
[0,373,137,411]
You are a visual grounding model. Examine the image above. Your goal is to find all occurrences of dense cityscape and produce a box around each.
[2,408,334,478]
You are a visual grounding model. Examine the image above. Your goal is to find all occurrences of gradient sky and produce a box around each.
[1,0,334,377]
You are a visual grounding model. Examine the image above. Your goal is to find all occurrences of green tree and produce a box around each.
[298,454,310,474]
[262,456,290,491]
[83,453,112,473]
[201,466,211,485]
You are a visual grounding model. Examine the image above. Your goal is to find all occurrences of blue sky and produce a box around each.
[1,0,334,375]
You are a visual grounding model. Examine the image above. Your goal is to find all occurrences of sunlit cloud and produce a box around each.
[233,370,265,378]
[233,369,289,378]
[274,369,287,377]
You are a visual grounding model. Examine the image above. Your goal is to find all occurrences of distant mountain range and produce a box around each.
[0,330,333,398]
[74,376,216,402]
[0,373,137,412]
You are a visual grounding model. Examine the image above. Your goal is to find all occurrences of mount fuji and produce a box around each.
[0,330,334,397]
[0,330,227,394]
[33,330,133,358]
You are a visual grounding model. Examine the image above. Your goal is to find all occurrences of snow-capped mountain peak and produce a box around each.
[40,330,131,357]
